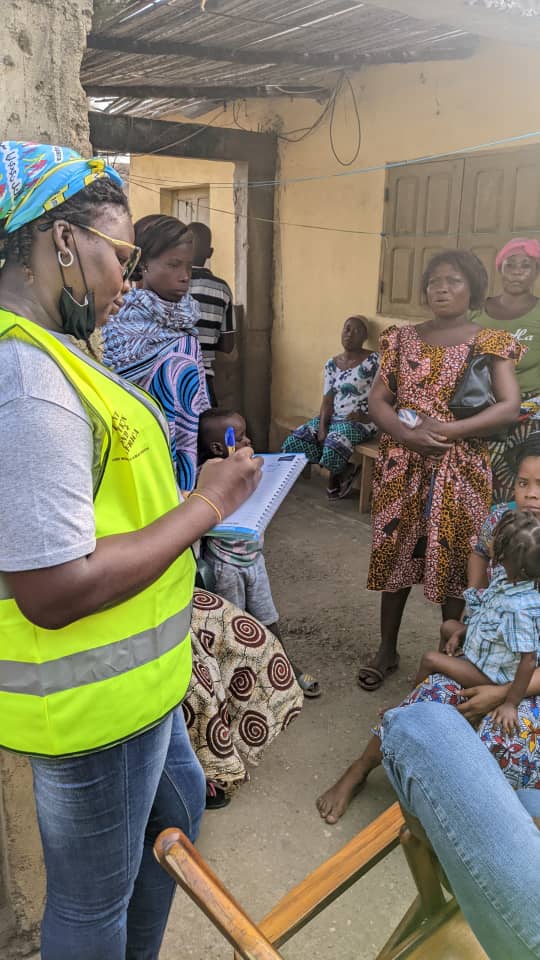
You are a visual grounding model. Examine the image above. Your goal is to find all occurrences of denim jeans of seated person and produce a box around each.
[30,707,205,960]
[381,702,540,960]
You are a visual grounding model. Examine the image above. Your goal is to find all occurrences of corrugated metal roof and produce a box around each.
[84,0,476,118]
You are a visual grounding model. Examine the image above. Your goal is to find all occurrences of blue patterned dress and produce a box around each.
[282,352,379,474]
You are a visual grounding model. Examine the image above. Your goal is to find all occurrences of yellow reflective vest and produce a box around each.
[0,310,195,757]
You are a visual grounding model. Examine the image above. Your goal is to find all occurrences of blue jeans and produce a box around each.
[31,708,206,960]
[381,703,540,960]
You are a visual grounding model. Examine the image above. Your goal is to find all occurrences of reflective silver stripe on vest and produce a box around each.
[0,603,192,697]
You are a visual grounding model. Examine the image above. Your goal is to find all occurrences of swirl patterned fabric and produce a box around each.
[184,590,303,790]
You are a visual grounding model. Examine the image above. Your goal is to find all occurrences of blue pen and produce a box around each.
[225,426,236,456]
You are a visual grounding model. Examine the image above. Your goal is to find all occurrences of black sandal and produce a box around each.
[205,780,231,810]
[357,657,400,692]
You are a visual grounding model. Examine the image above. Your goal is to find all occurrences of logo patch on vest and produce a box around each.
[112,409,145,460]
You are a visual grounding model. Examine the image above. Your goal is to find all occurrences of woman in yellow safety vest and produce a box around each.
[0,141,261,960]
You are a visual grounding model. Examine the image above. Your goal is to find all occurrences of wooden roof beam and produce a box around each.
[88,110,275,163]
[86,33,476,69]
[85,83,330,101]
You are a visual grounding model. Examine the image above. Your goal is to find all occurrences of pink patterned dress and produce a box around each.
[367,325,523,603]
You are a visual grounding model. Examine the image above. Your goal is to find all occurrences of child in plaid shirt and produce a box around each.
[416,510,540,735]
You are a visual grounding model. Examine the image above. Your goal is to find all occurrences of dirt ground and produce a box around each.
[161,475,442,960]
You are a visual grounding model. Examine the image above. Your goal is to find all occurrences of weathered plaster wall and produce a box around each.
[2,0,91,152]
[0,755,44,956]
[1,5,94,955]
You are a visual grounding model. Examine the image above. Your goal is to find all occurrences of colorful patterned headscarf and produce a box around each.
[0,141,123,233]
[495,237,540,271]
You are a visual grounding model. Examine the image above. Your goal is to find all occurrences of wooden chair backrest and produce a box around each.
[154,828,284,960]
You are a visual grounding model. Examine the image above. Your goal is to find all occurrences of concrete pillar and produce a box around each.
[2,0,92,152]
[1,4,93,955]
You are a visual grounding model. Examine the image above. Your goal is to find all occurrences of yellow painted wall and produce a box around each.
[128,40,540,442]
[129,155,236,296]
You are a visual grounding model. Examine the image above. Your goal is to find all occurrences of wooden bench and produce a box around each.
[351,438,379,513]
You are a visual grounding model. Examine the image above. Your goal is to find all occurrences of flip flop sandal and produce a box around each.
[357,658,400,692]
[326,486,340,501]
[337,466,360,499]
[205,780,231,810]
[296,672,322,698]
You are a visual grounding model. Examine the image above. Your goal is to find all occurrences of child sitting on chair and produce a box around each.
[198,407,321,698]
[281,316,379,500]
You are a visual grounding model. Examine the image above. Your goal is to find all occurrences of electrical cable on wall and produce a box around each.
[127,170,540,240]
[231,71,362,157]
[328,73,361,166]
[116,127,540,191]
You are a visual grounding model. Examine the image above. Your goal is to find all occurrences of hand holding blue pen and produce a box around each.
[225,426,236,457]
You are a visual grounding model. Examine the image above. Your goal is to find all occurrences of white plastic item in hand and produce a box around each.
[398,408,421,429]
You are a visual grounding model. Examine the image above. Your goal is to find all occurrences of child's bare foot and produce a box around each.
[316,759,369,824]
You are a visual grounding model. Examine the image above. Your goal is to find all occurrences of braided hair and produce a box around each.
[0,177,129,272]
[493,510,540,586]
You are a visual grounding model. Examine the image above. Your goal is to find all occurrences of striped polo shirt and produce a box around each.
[190,266,235,377]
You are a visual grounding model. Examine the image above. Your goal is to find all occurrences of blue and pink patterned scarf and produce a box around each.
[0,141,122,232]
[102,287,200,383]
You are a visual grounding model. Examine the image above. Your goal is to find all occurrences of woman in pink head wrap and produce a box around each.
[479,237,540,500]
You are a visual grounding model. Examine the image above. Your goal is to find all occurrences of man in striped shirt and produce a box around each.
[188,222,235,406]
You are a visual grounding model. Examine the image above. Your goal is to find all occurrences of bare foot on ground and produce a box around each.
[316,760,368,824]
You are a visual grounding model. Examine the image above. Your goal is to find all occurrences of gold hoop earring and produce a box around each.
[58,250,74,268]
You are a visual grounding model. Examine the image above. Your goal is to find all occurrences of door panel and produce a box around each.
[381,159,464,317]
[459,148,540,295]
[381,146,540,317]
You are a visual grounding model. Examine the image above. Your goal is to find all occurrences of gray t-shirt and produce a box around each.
[0,337,96,572]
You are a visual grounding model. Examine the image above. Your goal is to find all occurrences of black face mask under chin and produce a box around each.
[58,286,97,340]
[57,233,97,340]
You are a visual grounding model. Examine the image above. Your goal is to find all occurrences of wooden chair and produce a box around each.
[153,802,487,959]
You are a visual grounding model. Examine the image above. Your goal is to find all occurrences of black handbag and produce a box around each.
[448,347,495,420]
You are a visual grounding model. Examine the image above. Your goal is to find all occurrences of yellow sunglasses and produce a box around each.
[70,223,142,281]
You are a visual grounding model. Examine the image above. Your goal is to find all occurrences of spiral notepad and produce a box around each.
[206,453,307,541]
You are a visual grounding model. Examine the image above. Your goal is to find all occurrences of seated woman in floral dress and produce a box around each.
[282,315,379,499]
